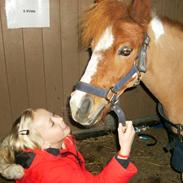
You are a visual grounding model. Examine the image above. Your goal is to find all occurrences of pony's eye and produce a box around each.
[118,46,133,56]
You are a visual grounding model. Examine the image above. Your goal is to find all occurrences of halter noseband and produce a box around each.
[75,34,150,125]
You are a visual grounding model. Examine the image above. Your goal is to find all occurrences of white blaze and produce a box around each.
[81,26,114,83]
[151,17,165,41]
[70,26,114,108]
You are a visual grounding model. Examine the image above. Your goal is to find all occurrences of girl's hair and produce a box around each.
[7,109,44,162]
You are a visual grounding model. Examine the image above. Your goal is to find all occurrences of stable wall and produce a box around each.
[0,0,183,139]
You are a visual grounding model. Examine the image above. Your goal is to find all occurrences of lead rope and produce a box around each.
[110,105,126,126]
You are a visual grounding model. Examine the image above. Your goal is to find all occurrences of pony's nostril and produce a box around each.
[79,97,92,118]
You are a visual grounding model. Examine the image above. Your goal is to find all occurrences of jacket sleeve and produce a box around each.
[80,157,137,183]
[42,157,137,183]
[93,157,138,183]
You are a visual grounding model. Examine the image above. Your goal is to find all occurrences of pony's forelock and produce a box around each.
[81,0,129,47]
[81,0,152,48]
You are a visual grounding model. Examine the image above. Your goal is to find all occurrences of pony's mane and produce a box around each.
[81,0,129,47]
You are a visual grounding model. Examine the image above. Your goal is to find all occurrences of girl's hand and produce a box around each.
[118,121,135,157]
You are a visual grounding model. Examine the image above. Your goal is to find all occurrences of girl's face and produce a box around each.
[32,109,70,149]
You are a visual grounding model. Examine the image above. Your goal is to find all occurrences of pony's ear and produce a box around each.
[129,0,151,26]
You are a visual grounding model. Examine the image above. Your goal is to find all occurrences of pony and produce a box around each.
[69,0,183,174]
[70,0,183,128]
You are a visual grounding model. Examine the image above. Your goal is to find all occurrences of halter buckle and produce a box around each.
[106,88,118,103]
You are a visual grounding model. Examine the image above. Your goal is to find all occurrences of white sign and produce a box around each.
[5,0,50,29]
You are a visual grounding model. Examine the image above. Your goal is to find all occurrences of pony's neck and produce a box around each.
[142,17,183,124]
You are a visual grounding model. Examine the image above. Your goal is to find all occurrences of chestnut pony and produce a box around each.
[70,0,183,130]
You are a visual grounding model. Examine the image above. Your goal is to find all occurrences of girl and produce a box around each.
[2,108,137,183]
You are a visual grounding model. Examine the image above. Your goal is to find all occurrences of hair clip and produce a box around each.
[19,130,30,135]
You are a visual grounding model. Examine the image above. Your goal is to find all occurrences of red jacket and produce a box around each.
[16,136,137,183]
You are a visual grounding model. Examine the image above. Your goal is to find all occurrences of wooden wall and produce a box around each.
[0,0,183,139]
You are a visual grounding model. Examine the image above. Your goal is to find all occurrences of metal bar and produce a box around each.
[73,114,161,140]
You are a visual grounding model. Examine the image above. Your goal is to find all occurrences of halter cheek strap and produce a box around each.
[137,33,150,73]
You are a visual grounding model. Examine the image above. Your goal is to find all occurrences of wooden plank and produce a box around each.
[23,29,46,108]
[60,0,80,119]
[153,0,183,23]
[0,0,28,120]
[0,6,12,138]
[42,0,64,115]
[171,0,183,23]
[78,0,94,76]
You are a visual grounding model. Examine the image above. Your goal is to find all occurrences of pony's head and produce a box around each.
[70,0,151,126]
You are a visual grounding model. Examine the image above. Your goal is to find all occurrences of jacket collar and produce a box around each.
[15,148,60,168]
[45,148,60,156]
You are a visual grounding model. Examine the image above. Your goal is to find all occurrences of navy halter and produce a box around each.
[76,65,138,103]
[75,34,150,126]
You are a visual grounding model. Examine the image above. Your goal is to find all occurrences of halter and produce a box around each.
[75,34,150,126]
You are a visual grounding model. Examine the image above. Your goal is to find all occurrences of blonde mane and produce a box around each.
[81,0,152,47]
